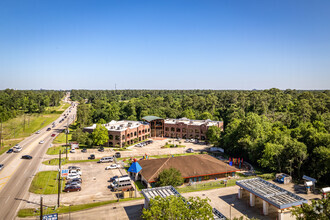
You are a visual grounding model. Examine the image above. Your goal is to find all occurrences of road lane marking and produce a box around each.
[0,176,11,181]
[5,195,10,204]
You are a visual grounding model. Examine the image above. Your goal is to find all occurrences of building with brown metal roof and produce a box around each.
[130,154,239,188]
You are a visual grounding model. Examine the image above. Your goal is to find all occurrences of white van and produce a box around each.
[110,176,131,187]
[99,156,113,163]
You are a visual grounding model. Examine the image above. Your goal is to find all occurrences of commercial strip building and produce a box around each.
[129,154,239,188]
[142,116,224,140]
[236,178,308,220]
[141,186,226,220]
[84,116,223,147]
[84,120,151,147]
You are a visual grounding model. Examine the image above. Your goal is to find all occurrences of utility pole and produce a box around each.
[0,120,2,149]
[57,150,62,207]
[40,196,43,220]
[66,117,69,159]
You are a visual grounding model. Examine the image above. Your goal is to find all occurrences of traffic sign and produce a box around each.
[61,169,69,177]
[43,213,58,220]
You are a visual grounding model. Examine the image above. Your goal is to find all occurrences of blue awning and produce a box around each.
[128,162,142,173]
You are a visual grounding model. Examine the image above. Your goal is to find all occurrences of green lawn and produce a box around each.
[0,139,22,155]
[29,171,65,194]
[43,158,99,165]
[45,101,70,114]
[2,114,61,140]
[46,145,70,155]
[17,197,143,217]
[176,178,238,194]
[53,132,72,144]
[134,180,146,191]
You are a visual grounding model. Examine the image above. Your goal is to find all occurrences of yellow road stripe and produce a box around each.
[0,176,11,181]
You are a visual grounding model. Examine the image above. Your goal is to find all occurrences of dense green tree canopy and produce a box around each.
[0,89,64,122]
[70,89,330,184]
[91,124,109,146]
[156,168,184,187]
[141,195,213,220]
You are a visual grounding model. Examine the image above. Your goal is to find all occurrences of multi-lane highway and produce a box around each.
[0,96,76,219]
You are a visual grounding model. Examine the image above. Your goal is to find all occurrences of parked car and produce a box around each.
[70,149,75,153]
[99,157,113,163]
[35,130,41,134]
[46,128,51,131]
[105,164,121,170]
[0,164,4,171]
[68,166,80,170]
[21,155,32,159]
[81,148,87,153]
[110,175,119,182]
[98,147,104,152]
[186,148,194,153]
[7,149,13,153]
[69,177,82,183]
[39,140,45,144]
[69,169,82,175]
[63,185,81,192]
[51,134,56,137]
[66,173,80,180]
[88,154,95,160]
[114,152,121,158]
[65,181,81,187]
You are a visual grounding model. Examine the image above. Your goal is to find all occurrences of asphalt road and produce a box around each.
[0,97,76,219]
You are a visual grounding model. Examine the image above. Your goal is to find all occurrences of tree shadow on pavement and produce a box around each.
[123,204,143,220]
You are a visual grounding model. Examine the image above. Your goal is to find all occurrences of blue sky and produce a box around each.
[0,0,329,90]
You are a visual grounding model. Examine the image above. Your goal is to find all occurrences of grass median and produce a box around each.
[43,158,99,165]
[29,171,65,194]
[46,145,70,155]
[17,197,143,217]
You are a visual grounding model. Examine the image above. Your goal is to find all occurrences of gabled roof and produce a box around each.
[142,116,163,122]
[128,162,142,173]
[139,154,239,182]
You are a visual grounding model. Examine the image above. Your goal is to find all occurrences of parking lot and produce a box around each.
[24,160,139,208]
[68,138,210,161]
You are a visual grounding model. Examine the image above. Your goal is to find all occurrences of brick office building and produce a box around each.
[143,116,223,140]
[84,120,151,147]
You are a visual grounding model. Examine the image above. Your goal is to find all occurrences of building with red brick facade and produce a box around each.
[143,116,223,140]
[84,117,223,147]
[84,120,151,147]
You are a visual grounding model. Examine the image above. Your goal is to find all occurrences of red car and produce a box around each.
[64,185,81,192]
[51,134,56,137]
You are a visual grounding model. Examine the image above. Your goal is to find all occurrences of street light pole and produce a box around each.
[66,117,69,160]
[57,150,62,207]
[40,196,43,220]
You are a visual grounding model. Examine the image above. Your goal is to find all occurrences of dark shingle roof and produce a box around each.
[139,154,239,182]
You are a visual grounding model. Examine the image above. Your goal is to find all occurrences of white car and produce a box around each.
[70,149,75,153]
[66,173,81,180]
[69,169,82,175]
[13,146,22,153]
[105,164,121,170]
[36,130,41,134]
[39,140,44,144]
